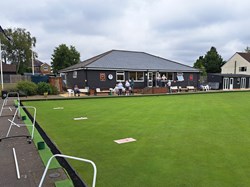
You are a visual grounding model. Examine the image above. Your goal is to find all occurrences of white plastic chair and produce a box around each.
[96,88,101,93]
[67,89,74,96]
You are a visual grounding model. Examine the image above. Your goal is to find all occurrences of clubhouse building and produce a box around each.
[59,50,200,92]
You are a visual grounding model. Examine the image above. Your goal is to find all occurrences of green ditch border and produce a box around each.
[17,101,74,187]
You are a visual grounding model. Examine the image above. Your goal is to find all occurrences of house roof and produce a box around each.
[0,63,16,73]
[41,63,50,67]
[59,50,199,73]
[237,52,250,62]
[34,59,44,67]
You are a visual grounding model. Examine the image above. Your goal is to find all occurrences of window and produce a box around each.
[128,72,144,82]
[167,73,174,80]
[116,71,125,81]
[158,72,174,80]
[35,67,40,72]
[73,71,77,78]
[43,66,49,71]
[239,67,247,72]
[237,78,240,84]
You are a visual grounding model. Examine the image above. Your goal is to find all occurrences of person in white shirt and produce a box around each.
[167,80,171,93]
[113,84,119,95]
[117,82,124,96]
[161,74,167,87]
[125,80,130,96]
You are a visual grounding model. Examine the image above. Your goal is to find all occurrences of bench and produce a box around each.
[179,87,188,92]
[79,88,90,95]
[170,86,178,93]
[95,88,111,95]
[186,86,196,92]
[67,88,89,96]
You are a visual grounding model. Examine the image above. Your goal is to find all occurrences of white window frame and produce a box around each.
[116,71,125,82]
[73,71,77,79]
[158,72,174,80]
[128,71,144,82]
[239,67,247,72]
[43,66,49,71]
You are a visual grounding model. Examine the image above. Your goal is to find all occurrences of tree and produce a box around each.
[51,44,80,73]
[245,46,250,53]
[203,47,225,73]
[0,27,36,74]
[193,46,225,74]
[193,56,206,76]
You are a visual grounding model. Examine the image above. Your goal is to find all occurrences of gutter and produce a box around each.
[59,67,199,73]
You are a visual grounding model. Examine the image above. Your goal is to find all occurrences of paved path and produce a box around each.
[0,97,67,187]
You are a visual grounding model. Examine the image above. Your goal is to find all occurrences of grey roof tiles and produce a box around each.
[60,50,199,73]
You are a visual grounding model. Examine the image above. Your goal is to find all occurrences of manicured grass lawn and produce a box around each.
[24,92,250,187]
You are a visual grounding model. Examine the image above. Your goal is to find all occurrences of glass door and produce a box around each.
[223,78,229,90]
[240,77,246,89]
[147,72,153,87]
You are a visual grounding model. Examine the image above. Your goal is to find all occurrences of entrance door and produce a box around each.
[240,77,246,89]
[147,72,153,87]
[229,78,234,90]
[223,78,229,90]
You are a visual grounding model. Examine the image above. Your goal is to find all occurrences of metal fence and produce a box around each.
[2,74,31,83]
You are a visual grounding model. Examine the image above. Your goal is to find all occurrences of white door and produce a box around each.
[229,78,234,90]
[223,78,229,90]
[240,77,246,89]
[147,72,153,87]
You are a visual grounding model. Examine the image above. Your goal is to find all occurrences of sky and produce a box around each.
[1,0,250,66]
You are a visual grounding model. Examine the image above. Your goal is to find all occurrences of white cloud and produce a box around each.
[1,0,250,66]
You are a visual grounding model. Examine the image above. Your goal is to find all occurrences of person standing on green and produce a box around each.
[129,78,134,95]
[167,80,171,93]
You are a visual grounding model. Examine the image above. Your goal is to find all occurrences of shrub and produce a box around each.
[37,82,50,95]
[16,81,38,96]
[5,87,19,97]
[6,87,19,93]
[49,84,59,95]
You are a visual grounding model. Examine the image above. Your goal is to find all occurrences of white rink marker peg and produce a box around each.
[53,107,64,110]
[74,117,88,120]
